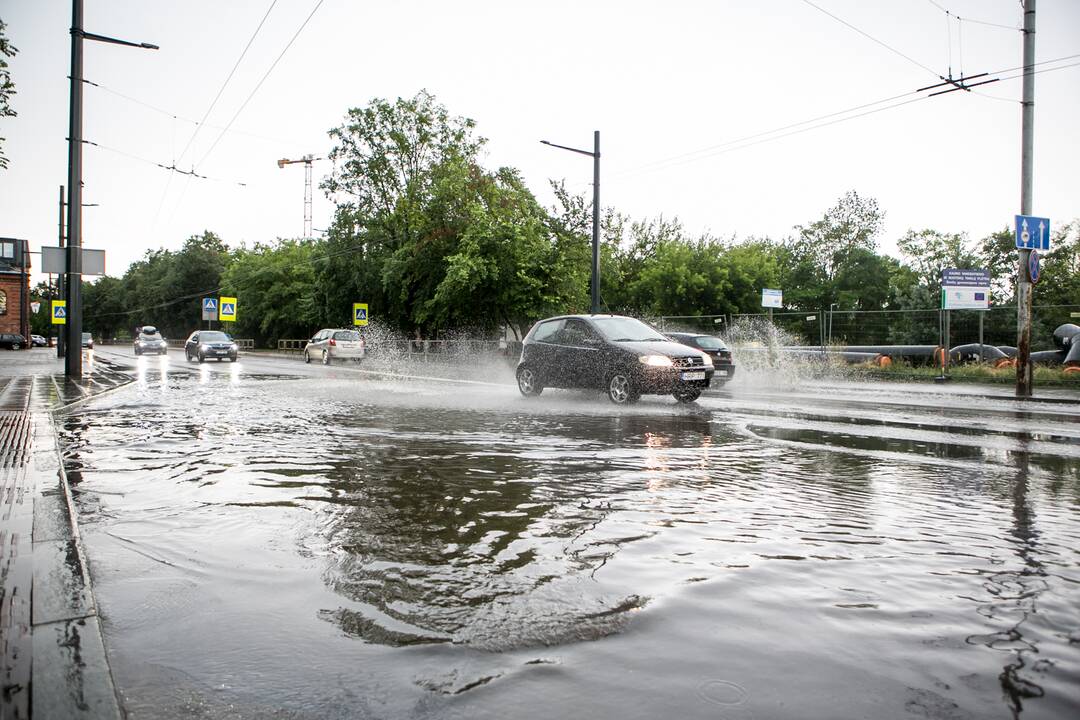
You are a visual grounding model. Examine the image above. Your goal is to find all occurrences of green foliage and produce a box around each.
[0,18,18,170]
[224,239,318,345]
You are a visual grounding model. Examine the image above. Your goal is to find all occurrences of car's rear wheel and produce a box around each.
[516,365,543,397]
[674,388,702,403]
[607,372,638,405]
[322,350,331,365]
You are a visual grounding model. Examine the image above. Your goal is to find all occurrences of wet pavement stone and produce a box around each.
[0,362,132,719]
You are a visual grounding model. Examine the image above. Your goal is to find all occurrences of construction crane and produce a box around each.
[277,154,322,238]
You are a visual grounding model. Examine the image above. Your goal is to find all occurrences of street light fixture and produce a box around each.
[541,131,601,314]
[65,0,157,377]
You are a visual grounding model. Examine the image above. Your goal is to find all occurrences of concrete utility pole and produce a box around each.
[64,0,157,377]
[1015,0,1036,398]
[65,0,84,377]
[277,155,321,239]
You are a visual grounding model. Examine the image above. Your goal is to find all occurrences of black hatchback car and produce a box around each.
[665,332,736,385]
[184,330,238,362]
[516,315,714,404]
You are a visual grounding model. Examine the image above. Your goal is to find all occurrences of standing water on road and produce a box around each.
[59,365,1080,719]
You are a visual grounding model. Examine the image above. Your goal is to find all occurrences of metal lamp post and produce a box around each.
[65,0,157,376]
[541,131,601,314]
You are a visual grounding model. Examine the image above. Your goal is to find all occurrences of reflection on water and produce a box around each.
[59,375,1080,719]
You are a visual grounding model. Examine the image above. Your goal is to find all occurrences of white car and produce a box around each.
[304,328,365,365]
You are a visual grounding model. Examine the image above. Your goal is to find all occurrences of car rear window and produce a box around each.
[693,336,726,350]
[333,331,361,341]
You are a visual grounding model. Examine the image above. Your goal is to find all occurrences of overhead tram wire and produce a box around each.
[800,0,939,77]
[80,138,248,186]
[150,0,278,235]
[925,0,1020,32]
[611,51,1080,180]
[174,0,279,167]
[612,89,924,177]
[82,78,308,149]
[195,0,325,173]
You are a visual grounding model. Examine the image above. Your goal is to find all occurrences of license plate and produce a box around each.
[716,370,728,377]
[681,371,706,381]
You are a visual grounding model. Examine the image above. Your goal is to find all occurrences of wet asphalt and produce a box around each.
[55,345,1080,720]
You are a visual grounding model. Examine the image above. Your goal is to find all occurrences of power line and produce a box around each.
[611,52,1080,178]
[176,0,279,167]
[81,138,248,186]
[613,89,921,177]
[196,0,325,172]
[925,0,1019,31]
[82,77,308,149]
[800,0,938,76]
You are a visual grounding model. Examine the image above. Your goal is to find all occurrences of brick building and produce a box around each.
[0,238,31,342]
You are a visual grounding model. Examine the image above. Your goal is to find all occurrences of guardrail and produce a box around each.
[235,338,255,349]
[278,339,306,351]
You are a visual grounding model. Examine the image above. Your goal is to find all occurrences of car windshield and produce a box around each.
[200,332,231,342]
[692,336,726,350]
[592,317,667,342]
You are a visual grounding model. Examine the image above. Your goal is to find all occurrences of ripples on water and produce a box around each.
[60,370,1080,720]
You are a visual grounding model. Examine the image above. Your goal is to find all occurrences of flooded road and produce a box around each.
[61,350,1080,719]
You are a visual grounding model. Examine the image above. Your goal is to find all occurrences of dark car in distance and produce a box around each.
[665,332,736,384]
[134,326,168,355]
[184,330,238,363]
[516,315,714,404]
[0,333,26,350]
[81,332,93,349]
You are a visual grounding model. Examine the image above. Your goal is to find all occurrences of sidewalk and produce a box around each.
[1,353,133,719]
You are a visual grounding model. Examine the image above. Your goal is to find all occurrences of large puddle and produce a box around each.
[59,365,1080,719]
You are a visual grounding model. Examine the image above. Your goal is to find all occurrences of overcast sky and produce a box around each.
[2,0,1078,284]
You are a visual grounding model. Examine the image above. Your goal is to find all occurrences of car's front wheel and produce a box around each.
[606,371,638,405]
[303,351,311,364]
[197,352,205,363]
[674,388,702,403]
[516,365,543,397]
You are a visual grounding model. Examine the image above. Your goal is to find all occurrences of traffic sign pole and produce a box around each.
[1015,0,1037,398]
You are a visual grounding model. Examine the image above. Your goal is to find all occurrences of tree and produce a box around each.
[223,239,318,345]
[896,229,979,287]
[0,18,18,170]
[784,191,887,310]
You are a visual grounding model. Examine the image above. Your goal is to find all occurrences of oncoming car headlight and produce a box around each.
[639,354,673,367]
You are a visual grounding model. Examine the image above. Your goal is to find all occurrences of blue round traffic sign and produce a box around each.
[1028,249,1040,284]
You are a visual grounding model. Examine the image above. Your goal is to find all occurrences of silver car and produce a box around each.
[304,328,365,365]
[134,326,168,355]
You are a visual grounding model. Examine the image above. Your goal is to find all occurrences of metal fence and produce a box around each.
[659,305,1080,352]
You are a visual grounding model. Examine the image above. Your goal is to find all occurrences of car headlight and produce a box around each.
[230,343,238,351]
[639,354,673,367]
[200,344,210,351]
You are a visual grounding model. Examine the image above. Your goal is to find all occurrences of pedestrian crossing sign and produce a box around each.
[219,296,237,322]
[52,300,67,324]
[353,303,368,326]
